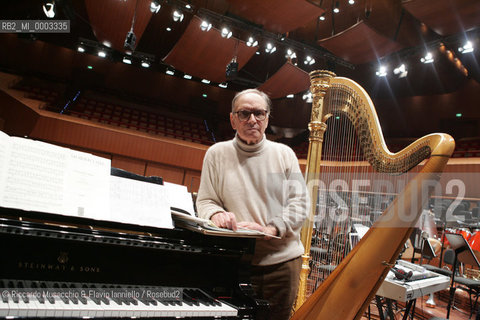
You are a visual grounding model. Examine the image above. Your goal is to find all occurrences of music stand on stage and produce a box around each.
[409,228,436,263]
[444,233,480,319]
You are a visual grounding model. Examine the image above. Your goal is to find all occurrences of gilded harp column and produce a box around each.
[294,70,336,310]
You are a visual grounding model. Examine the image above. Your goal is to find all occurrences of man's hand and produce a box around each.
[211,211,238,231]
[237,221,278,240]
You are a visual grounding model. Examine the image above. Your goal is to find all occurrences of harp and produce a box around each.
[292,71,455,320]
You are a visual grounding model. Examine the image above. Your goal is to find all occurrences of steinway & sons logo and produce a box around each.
[17,251,100,273]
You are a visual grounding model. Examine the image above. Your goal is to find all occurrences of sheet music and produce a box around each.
[164,181,195,215]
[0,131,11,202]
[0,132,111,219]
[63,149,110,218]
[110,175,173,229]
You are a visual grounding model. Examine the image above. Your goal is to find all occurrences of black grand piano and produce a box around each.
[0,206,268,319]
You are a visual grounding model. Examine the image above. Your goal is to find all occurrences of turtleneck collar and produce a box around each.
[233,133,266,154]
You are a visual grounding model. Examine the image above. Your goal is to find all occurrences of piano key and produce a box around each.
[0,280,238,318]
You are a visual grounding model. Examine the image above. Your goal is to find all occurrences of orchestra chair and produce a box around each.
[424,248,480,319]
[442,234,480,319]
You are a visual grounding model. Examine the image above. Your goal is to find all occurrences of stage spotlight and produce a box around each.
[286,49,297,60]
[122,56,132,64]
[459,41,474,54]
[376,65,387,77]
[246,36,258,47]
[333,1,340,13]
[221,27,232,39]
[98,50,107,58]
[173,10,184,22]
[421,52,434,64]
[141,60,150,68]
[302,91,312,103]
[393,64,408,78]
[200,20,212,32]
[304,55,315,65]
[265,43,276,54]
[43,1,55,18]
[77,45,85,53]
[150,1,161,13]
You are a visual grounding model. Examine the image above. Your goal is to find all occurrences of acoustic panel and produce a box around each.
[226,0,325,34]
[318,21,404,65]
[257,62,310,99]
[163,16,257,83]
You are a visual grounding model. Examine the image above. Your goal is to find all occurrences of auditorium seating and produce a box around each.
[10,80,61,107]
[67,96,213,145]
[7,76,217,146]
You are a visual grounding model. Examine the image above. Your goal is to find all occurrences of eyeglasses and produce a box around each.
[234,109,268,121]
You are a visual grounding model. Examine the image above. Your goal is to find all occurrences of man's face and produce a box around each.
[230,92,269,145]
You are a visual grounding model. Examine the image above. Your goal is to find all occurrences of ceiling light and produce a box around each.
[458,41,474,54]
[286,94,294,98]
[77,46,85,53]
[221,27,232,39]
[200,20,212,32]
[122,57,132,64]
[102,41,112,48]
[173,10,184,22]
[150,1,161,13]
[319,13,326,21]
[420,52,434,64]
[349,0,355,4]
[302,91,312,103]
[333,1,340,13]
[219,83,228,88]
[166,69,175,75]
[304,55,315,65]
[141,61,150,68]
[166,27,172,32]
[97,50,107,58]
[375,65,387,77]
[185,4,192,9]
[201,79,210,84]
[265,43,276,54]
[393,64,408,78]
[42,1,55,18]
[286,49,297,60]
[246,36,258,47]
[184,74,192,79]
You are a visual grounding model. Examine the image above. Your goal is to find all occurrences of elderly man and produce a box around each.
[196,88,308,320]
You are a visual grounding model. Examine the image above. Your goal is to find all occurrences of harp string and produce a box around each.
[305,83,416,297]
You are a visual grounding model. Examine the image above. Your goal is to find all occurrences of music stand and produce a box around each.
[409,228,436,264]
[444,233,480,319]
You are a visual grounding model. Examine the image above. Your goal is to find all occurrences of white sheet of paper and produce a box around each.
[110,175,173,229]
[63,149,111,219]
[164,181,195,215]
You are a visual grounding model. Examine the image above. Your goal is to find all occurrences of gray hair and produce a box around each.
[231,88,272,113]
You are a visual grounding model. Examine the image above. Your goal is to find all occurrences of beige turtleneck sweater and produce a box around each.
[196,135,308,266]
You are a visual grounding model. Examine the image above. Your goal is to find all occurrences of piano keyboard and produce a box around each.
[0,280,238,318]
